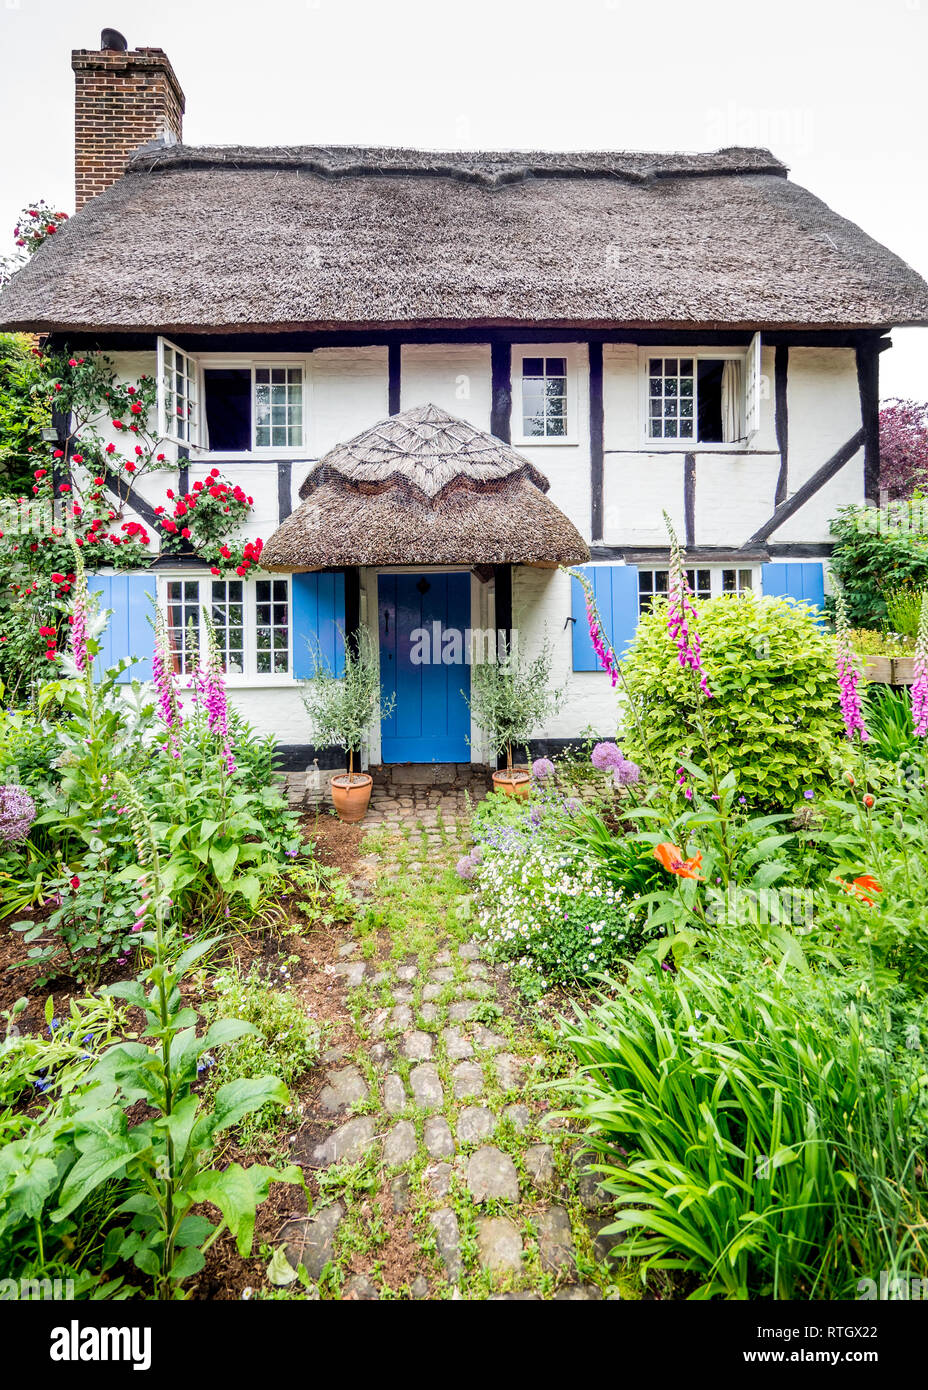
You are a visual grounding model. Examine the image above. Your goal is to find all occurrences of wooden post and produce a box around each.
[490,342,512,443]
[856,338,881,503]
[344,566,362,769]
[773,346,789,506]
[589,343,604,541]
[388,343,401,416]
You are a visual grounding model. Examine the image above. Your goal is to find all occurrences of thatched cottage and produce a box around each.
[3,32,928,769]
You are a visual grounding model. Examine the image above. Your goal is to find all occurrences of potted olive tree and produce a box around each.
[467,638,563,797]
[300,631,395,822]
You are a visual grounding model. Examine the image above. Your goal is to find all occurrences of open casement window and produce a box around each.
[157,337,200,446]
[161,575,294,679]
[744,332,762,441]
[646,342,761,445]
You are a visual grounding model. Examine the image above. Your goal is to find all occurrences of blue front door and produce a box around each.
[378,573,471,763]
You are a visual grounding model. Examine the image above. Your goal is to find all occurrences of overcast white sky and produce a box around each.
[1,0,925,399]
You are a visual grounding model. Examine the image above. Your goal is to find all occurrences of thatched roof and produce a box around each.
[1,144,926,333]
[261,403,590,570]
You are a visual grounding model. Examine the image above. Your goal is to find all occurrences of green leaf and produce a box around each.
[230,874,261,909]
[200,1077,288,1142]
[210,843,239,883]
[266,1245,299,1286]
[169,1245,206,1280]
[53,1137,136,1220]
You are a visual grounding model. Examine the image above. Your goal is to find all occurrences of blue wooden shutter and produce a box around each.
[87,572,156,682]
[570,566,640,672]
[761,562,825,613]
[292,571,346,678]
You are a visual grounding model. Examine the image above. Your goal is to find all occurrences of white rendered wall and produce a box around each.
[400,344,492,429]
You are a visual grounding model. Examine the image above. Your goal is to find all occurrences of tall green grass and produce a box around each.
[557,954,928,1299]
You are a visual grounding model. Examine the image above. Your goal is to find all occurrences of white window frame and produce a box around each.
[158,572,295,686]
[636,565,758,614]
[159,352,311,458]
[157,336,201,447]
[512,345,580,446]
[638,346,759,451]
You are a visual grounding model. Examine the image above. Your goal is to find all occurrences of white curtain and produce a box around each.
[721,359,744,443]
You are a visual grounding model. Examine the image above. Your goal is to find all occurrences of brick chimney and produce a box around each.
[71,29,185,211]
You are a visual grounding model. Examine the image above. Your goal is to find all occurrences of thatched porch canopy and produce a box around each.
[260,404,590,570]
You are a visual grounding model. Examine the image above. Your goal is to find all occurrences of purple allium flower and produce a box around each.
[565,798,581,814]
[456,855,477,881]
[613,757,641,787]
[665,516,712,699]
[0,784,36,843]
[532,757,556,781]
[912,593,928,738]
[834,588,868,743]
[803,789,815,800]
[591,741,624,771]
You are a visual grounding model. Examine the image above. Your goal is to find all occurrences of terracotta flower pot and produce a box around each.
[330,772,373,822]
[492,767,531,799]
[892,656,916,685]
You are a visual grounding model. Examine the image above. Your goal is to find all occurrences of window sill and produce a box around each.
[224,675,301,689]
[185,450,312,463]
[641,439,752,452]
[511,436,580,449]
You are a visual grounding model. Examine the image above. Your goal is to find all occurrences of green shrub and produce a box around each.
[829,504,928,627]
[621,593,844,808]
[557,951,928,1299]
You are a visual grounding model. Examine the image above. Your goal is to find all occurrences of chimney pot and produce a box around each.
[100,28,128,52]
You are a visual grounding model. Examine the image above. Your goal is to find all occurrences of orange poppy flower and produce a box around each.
[835,873,883,906]
[653,842,705,881]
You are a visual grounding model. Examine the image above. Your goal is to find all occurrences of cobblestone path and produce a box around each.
[275,816,627,1301]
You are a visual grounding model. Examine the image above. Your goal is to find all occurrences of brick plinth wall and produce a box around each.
[72,47,185,210]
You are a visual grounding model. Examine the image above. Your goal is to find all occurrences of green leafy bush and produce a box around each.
[829,504,928,627]
[621,593,844,808]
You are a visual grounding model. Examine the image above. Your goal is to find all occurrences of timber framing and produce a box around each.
[743,429,865,546]
[589,343,604,540]
[47,327,891,356]
[773,345,789,505]
[490,342,512,444]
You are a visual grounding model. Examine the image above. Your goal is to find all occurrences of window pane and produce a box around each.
[523,357,544,377]
[546,357,566,377]
[165,580,199,674]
